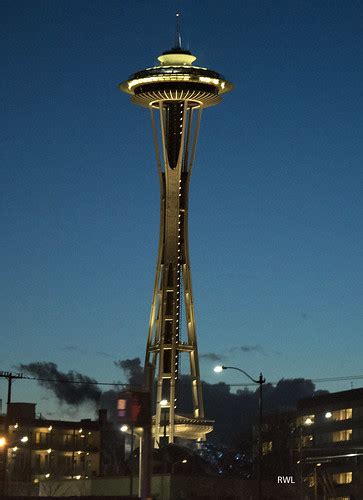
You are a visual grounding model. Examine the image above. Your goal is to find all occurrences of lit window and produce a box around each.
[262,441,272,455]
[331,408,352,421]
[332,429,352,442]
[332,472,352,484]
[63,434,73,445]
[327,497,350,500]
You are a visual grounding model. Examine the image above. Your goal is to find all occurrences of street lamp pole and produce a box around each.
[214,365,265,500]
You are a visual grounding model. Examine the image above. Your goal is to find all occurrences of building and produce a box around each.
[261,388,363,499]
[0,402,125,495]
[119,14,232,446]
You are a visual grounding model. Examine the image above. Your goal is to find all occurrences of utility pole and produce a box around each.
[0,371,25,407]
[0,371,25,496]
[139,363,153,500]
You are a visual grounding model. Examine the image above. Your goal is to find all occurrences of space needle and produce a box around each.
[120,14,232,446]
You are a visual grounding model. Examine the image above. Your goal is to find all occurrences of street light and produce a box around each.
[159,400,169,445]
[0,436,29,447]
[213,366,223,373]
[214,365,265,500]
[171,458,188,474]
[120,423,134,496]
[0,435,30,495]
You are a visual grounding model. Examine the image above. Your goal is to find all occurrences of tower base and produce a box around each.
[152,414,213,445]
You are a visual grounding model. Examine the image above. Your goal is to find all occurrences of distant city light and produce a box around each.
[160,399,168,407]
[20,436,28,443]
[325,411,332,419]
[0,437,7,447]
[120,425,129,432]
[304,418,313,425]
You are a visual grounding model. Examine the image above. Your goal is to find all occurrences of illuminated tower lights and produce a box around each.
[120,15,232,446]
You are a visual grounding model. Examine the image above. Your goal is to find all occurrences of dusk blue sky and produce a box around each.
[1,0,362,418]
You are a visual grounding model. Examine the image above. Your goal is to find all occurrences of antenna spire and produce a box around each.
[175,12,182,49]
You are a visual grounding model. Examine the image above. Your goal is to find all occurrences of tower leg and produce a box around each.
[145,103,207,445]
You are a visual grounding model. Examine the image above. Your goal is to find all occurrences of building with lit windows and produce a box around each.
[0,403,125,495]
[260,388,363,499]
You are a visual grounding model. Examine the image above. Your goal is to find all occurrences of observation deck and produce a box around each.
[119,48,232,108]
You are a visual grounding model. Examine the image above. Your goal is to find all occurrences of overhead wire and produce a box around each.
[1,373,363,388]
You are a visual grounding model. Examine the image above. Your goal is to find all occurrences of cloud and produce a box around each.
[199,353,224,362]
[60,345,117,360]
[61,345,87,355]
[203,377,322,447]
[19,358,327,449]
[18,362,101,406]
[114,358,144,386]
[95,350,114,358]
[237,345,264,353]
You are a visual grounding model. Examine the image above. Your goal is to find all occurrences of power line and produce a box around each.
[228,374,363,387]
[1,371,363,389]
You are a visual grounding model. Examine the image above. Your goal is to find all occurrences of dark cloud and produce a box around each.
[99,358,146,423]
[18,362,101,406]
[199,353,223,362]
[238,345,263,353]
[19,359,326,449]
[96,350,114,358]
[114,357,144,386]
[174,374,323,447]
